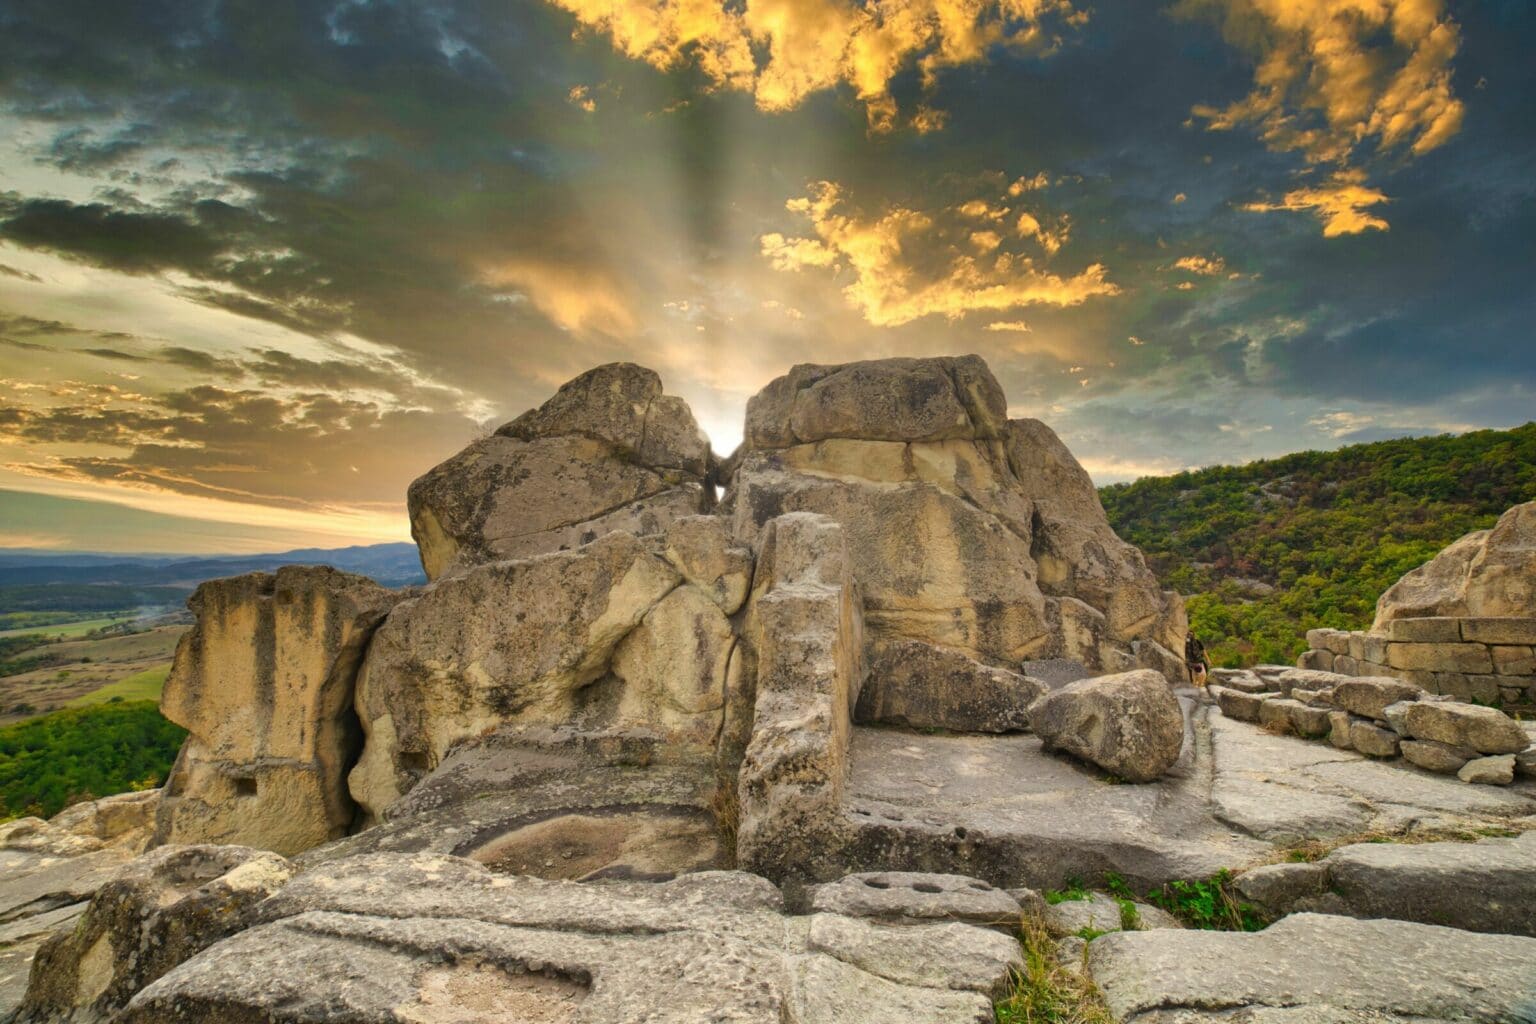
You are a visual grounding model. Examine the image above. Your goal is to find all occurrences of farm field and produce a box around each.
[0,625,185,724]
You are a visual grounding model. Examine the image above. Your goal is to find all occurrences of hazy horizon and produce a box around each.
[2,0,1532,553]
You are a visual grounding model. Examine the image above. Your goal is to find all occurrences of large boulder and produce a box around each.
[1374,500,1536,625]
[348,531,719,818]
[409,364,713,580]
[1027,670,1184,782]
[155,566,399,857]
[15,845,291,1023]
[723,355,1184,679]
[742,356,1007,448]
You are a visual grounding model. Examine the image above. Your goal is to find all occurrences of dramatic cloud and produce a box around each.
[1184,0,1465,237]
[0,0,1529,550]
[760,182,1118,326]
[1185,0,1465,164]
[544,0,1083,130]
[1,384,480,511]
[1242,170,1389,237]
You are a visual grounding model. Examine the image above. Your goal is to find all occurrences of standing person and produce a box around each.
[1184,632,1210,687]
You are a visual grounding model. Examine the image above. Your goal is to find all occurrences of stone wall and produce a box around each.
[1300,617,1536,707]
[1211,667,1535,785]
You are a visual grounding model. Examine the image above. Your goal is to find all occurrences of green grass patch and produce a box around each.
[994,913,1114,1024]
[1044,880,1091,904]
[1145,870,1267,932]
[0,615,132,640]
[64,664,171,708]
[0,701,186,819]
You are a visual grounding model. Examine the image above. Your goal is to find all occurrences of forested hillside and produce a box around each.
[1100,423,1536,667]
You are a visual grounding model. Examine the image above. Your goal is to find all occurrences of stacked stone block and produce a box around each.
[1299,617,1536,707]
[1209,667,1536,787]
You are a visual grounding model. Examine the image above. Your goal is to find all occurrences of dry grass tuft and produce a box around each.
[993,912,1115,1024]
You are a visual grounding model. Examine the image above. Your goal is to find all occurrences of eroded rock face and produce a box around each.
[155,567,399,857]
[724,356,1184,679]
[16,845,291,1023]
[855,640,1043,733]
[1374,500,1536,625]
[348,531,694,818]
[119,855,1012,1024]
[1027,670,1184,782]
[409,363,713,580]
[1089,912,1536,1023]
[735,513,863,881]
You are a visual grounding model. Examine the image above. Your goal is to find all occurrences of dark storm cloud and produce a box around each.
[0,197,230,273]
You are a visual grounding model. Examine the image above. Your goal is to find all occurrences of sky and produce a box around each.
[0,0,1532,553]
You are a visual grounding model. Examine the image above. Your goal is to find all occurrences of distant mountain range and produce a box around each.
[0,543,427,589]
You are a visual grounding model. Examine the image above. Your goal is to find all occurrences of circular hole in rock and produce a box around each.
[953,827,968,839]
[864,879,892,890]
[912,882,942,894]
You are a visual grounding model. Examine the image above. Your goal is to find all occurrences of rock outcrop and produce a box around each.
[723,355,1185,689]
[15,845,291,1022]
[117,855,1014,1023]
[155,566,399,856]
[1375,501,1536,624]
[21,355,1536,1023]
[1089,912,1536,1022]
[408,363,713,580]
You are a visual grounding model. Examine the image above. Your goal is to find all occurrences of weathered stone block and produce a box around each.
[1327,710,1353,750]
[1400,701,1529,754]
[1386,642,1494,674]
[1349,720,1400,758]
[1212,686,1262,723]
[1331,677,1423,720]
[1258,697,1302,732]
[1289,703,1332,739]
[1323,632,1352,656]
[1332,654,1359,676]
[1459,755,1515,785]
[1381,700,1415,736]
[1298,649,1333,671]
[1461,618,1536,645]
[1400,739,1473,774]
[1491,645,1536,676]
[1383,617,1464,643]
[1357,635,1389,664]
[1210,669,1269,694]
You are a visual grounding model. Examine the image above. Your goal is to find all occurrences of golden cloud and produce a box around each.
[1185,0,1465,164]
[1242,171,1389,237]
[1172,254,1226,275]
[545,0,1080,130]
[759,181,1119,326]
[479,260,638,335]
